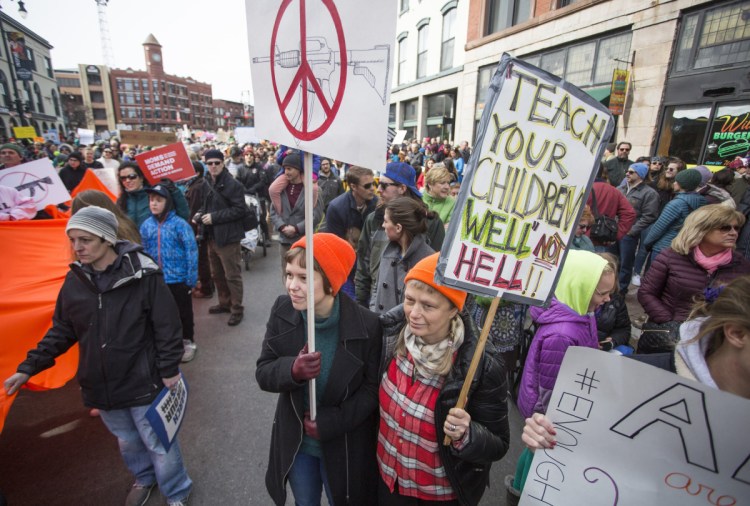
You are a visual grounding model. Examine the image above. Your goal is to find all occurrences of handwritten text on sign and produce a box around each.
[437,55,614,305]
[521,348,750,505]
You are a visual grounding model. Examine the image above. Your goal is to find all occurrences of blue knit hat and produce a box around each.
[630,162,648,180]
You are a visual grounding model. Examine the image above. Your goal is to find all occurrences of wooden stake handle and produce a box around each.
[443,297,500,445]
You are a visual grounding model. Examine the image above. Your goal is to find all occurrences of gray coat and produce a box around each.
[369,233,434,314]
[619,181,659,237]
[269,185,324,245]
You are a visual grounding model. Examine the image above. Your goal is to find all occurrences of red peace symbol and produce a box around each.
[270,0,347,141]
[0,170,49,204]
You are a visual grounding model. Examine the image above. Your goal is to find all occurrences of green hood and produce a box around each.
[554,249,608,315]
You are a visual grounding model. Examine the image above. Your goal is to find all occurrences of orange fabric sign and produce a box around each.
[71,169,118,201]
[0,219,78,433]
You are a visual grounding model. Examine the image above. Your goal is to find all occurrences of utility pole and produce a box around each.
[95,0,115,68]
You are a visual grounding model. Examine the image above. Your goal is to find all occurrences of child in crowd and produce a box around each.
[268,148,319,215]
[140,184,199,362]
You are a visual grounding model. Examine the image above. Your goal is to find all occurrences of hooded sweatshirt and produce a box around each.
[516,250,607,418]
[675,317,716,387]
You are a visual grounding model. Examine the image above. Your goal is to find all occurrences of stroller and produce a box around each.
[240,193,267,270]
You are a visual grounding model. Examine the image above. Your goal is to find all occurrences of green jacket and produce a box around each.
[422,192,456,225]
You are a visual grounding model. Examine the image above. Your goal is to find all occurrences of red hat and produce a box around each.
[403,253,466,310]
[291,233,355,296]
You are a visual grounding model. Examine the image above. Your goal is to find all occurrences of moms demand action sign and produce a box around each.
[521,348,750,505]
[135,143,195,185]
[436,54,614,306]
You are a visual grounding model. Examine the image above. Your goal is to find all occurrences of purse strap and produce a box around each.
[590,187,601,218]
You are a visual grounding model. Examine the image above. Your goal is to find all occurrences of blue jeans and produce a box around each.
[99,405,192,503]
[288,452,333,506]
[618,233,639,293]
[633,224,653,275]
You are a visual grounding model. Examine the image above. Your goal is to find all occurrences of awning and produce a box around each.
[585,87,611,104]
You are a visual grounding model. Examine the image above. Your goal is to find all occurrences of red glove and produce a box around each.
[304,411,320,439]
[291,344,321,382]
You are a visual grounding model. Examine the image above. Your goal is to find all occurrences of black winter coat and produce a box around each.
[379,307,510,506]
[256,294,382,506]
[595,294,631,347]
[17,242,183,410]
[200,168,246,247]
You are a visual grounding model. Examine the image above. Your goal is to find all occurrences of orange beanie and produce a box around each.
[403,253,466,310]
[291,233,356,296]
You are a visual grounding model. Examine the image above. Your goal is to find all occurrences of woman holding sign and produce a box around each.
[378,253,510,506]
[256,233,382,506]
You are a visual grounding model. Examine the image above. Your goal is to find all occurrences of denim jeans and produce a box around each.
[618,233,639,293]
[288,452,333,506]
[633,224,653,275]
[99,405,192,503]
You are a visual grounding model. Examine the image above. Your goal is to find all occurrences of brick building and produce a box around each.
[213,98,253,131]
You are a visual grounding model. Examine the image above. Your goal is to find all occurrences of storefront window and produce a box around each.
[704,102,750,167]
[474,65,494,141]
[657,104,711,165]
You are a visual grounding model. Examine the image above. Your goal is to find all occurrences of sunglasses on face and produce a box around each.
[619,147,631,152]
[717,225,740,233]
[378,181,399,189]
[358,182,374,190]
[578,224,591,231]
[205,160,222,166]
[120,174,139,181]
[626,170,636,175]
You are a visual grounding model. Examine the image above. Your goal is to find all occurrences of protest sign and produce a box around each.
[436,54,614,306]
[145,376,188,451]
[235,126,260,145]
[247,0,397,170]
[77,128,95,145]
[119,130,176,147]
[42,129,60,144]
[12,126,37,139]
[0,158,70,210]
[135,142,195,185]
[216,129,229,143]
[520,347,750,505]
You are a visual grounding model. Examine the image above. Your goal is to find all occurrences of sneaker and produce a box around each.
[181,340,197,363]
[632,274,641,287]
[126,483,155,506]
[505,475,521,506]
[208,305,231,314]
[228,313,243,326]
[167,498,189,506]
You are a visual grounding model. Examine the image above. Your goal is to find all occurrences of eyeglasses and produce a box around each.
[626,170,636,175]
[577,224,591,231]
[119,174,139,181]
[618,147,631,152]
[717,225,740,233]
[665,167,677,171]
[358,182,374,189]
[378,181,399,189]
[205,160,223,166]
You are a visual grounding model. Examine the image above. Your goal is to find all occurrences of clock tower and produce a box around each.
[143,33,164,77]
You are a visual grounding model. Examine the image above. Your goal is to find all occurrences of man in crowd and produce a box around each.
[225,146,245,178]
[198,149,246,326]
[355,161,444,307]
[97,147,120,170]
[0,143,24,169]
[317,158,344,212]
[604,141,633,187]
[269,152,323,276]
[83,147,103,169]
[459,140,471,164]
[58,151,87,193]
[586,164,636,253]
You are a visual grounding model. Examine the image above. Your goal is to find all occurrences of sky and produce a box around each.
[4,0,254,103]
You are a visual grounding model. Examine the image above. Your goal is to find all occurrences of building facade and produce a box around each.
[0,12,65,140]
[213,98,254,131]
[55,64,118,134]
[390,0,469,143]
[108,34,214,132]
[459,0,748,168]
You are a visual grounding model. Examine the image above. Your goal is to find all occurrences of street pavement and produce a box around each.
[0,242,525,506]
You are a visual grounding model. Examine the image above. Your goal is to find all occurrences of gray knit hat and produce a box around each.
[66,206,119,246]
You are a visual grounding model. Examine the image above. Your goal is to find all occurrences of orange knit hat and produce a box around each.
[403,253,466,311]
[291,233,356,296]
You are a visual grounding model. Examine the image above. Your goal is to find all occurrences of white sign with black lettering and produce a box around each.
[0,158,70,210]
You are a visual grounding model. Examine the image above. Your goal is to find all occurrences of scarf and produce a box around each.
[404,316,464,378]
[693,246,733,274]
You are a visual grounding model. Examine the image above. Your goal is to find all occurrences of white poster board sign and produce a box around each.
[0,158,71,210]
[392,129,407,146]
[77,128,95,146]
[43,129,59,144]
[436,54,615,306]
[235,126,260,145]
[246,0,396,170]
[520,348,750,505]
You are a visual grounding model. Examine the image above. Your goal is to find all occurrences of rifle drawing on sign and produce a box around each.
[16,176,53,197]
[252,37,391,132]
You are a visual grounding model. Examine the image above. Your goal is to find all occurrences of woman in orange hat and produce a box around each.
[256,233,382,506]
[377,252,510,505]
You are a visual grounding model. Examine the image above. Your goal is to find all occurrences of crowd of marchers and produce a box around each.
[1,133,750,506]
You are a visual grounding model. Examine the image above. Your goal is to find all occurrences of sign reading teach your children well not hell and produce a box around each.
[246,0,397,169]
[520,348,750,505]
[135,142,195,185]
[436,54,615,307]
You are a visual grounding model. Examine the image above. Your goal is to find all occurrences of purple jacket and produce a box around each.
[516,298,599,419]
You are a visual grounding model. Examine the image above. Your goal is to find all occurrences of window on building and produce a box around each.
[144,93,151,105]
[51,89,60,115]
[23,81,33,112]
[674,1,750,73]
[417,25,429,79]
[93,108,107,120]
[402,99,418,139]
[33,83,44,113]
[87,71,101,85]
[389,103,396,127]
[474,64,494,140]
[657,104,712,165]
[154,109,162,119]
[44,57,53,78]
[441,8,456,71]
[57,77,81,88]
[486,0,531,34]
[426,92,455,141]
[400,0,409,13]
[398,36,408,85]
[90,91,105,103]
[0,71,9,108]
[24,46,36,71]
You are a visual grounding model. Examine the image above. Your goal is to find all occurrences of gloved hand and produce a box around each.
[291,344,321,382]
[303,411,320,439]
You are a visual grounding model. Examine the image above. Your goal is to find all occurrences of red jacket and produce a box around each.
[586,181,636,242]
[638,248,750,323]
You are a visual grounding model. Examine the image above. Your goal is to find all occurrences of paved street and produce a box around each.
[0,242,524,506]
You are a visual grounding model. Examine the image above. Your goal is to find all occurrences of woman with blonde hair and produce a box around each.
[422,165,457,226]
[72,189,141,244]
[639,204,750,324]
[570,205,595,252]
